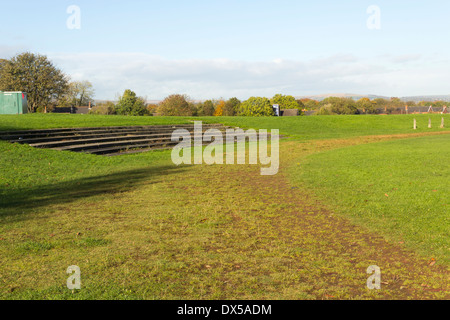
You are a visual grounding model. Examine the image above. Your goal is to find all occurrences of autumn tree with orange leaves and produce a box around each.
[214,100,225,116]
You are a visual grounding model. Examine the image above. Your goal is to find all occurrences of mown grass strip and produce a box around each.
[289,134,450,264]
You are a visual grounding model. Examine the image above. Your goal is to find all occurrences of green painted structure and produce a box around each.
[0,91,28,114]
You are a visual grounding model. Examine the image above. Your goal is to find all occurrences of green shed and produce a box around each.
[0,91,28,114]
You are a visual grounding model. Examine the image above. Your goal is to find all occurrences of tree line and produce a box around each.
[299,97,449,115]
[1,52,448,116]
[93,93,306,117]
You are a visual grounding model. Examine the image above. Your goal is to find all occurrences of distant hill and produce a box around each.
[296,93,389,101]
[399,95,450,102]
[296,93,450,102]
[93,99,117,105]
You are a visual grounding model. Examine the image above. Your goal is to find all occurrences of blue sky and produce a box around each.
[1,0,450,100]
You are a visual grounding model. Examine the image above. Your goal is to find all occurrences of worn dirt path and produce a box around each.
[196,132,450,299]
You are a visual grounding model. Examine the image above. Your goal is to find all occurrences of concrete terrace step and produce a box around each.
[6,127,228,144]
[0,123,224,135]
[0,124,227,140]
[84,141,183,155]
[55,138,175,152]
[0,124,271,156]
[27,133,171,148]
[28,131,253,149]
[9,131,156,144]
[86,133,270,156]
[90,140,226,156]
[25,129,228,147]
[54,132,268,152]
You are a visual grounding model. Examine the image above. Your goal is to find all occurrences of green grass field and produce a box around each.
[289,135,449,264]
[0,114,448,299]
[1,113,449,139]
[0,114,192,131]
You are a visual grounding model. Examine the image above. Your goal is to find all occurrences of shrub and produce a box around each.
[89,101,116,115]
[214,100,225,116]
[196,100,216,116]
[271,94,300,110]
[115,90,149,116]
[237,97,274,116]
[146,103,159,115]
[356,97,377,114]
[223,97,241,116]
[158,94,193,116]
[316,104,336,115]
[319,97,358,115]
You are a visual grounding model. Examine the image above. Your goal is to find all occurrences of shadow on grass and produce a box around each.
[0,165,190,220]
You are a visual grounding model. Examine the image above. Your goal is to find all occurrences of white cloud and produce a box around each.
[389,54,422,64]
[45,52,450,100]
